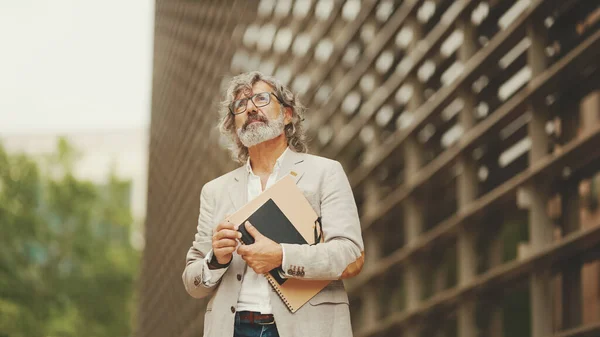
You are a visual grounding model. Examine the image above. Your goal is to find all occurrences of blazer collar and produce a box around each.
[228,149,306,211]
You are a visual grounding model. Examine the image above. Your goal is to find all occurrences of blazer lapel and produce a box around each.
[228,166,248,211]
[277,150,306,184]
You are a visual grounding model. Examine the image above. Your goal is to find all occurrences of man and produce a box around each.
[182,71,365,337]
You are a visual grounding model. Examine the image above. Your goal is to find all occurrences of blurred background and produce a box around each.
[1,1,152,336]
[2,1,600,337]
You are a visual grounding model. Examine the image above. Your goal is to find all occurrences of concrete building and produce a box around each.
[136,1,256,337]
[139,1,600,336]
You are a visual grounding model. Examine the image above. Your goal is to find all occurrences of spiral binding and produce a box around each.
[265,273,295,312]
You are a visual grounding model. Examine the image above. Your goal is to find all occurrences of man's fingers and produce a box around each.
[238,251,249,263]
[214,229,241,241]
[215,246,236,255]
[215,221,236,232]
[244,221,263,239]
[249,265,265,274]
[237,245,250,256]
[213,238,237,248]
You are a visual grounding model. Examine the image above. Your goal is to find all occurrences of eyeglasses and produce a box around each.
[229,92,284,115]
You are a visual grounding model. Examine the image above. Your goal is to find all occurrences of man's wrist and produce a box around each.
[277,244,284,267]
[208,254,231,270]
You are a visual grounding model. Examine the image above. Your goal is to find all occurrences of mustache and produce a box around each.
[242,115,268,130]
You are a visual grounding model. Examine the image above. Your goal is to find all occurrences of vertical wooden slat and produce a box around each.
[527,9,554,337]
[456,14,479,337]
[403,60,426,337]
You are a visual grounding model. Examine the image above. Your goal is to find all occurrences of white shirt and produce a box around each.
[201,147,290,314]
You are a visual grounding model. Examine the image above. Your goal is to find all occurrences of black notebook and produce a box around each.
[238,198,307,285]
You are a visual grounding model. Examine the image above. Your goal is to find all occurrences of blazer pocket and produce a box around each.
[308,287,349,306]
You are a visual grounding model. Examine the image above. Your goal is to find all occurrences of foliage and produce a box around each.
[0,137,139,337]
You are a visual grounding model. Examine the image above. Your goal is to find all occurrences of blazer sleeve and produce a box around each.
[182,183,222,298]
[280,161,365,280]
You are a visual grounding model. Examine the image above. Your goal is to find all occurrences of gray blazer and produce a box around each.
[182,150,365,337]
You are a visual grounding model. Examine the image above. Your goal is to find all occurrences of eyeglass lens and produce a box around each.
[232,92,271,114]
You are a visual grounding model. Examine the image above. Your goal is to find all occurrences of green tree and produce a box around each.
[0,137,139,337]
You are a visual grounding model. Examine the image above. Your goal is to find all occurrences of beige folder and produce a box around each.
[226,174,329,313]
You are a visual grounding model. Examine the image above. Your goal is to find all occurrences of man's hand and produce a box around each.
[212,219,241,266]
[237,221,283,274]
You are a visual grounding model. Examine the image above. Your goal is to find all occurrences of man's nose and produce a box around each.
[246,99,258,114]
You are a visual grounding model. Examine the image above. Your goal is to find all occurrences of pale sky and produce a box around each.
[0,0,154,133]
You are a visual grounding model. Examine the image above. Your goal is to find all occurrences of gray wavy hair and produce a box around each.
[218,71,308,164]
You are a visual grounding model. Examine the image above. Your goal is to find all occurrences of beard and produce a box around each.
[236,111,285,148]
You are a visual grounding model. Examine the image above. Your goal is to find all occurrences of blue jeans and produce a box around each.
[234,312,279,337]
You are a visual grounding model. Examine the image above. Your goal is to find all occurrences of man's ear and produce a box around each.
[284,107,293,125]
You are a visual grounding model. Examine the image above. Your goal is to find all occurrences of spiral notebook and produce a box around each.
[226,174,329,313]
[237,199,310,285]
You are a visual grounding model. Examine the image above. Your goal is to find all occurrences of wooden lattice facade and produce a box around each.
[139,1,600,337]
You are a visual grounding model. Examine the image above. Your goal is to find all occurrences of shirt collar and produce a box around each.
[245,147,290,175]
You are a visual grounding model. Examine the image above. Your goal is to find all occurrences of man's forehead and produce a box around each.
[236,86,253,98]
[234,81,273,99]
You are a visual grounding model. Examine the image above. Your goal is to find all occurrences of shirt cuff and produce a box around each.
[201,250,228,287]
[278,244,289,278]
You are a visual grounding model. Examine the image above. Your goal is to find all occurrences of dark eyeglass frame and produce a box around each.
[229,92,286,115]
